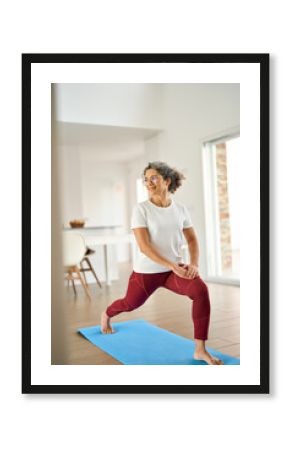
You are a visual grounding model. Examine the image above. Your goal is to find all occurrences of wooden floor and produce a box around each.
[62,262,240,364]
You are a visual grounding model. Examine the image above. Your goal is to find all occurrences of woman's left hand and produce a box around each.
[179,263,199,279]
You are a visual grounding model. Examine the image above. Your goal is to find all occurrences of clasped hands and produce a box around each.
[172,262,199,279]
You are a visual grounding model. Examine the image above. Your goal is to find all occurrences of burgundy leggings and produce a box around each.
[106,271,211,340]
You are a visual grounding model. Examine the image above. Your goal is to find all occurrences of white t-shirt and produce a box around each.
[130,199,193,273]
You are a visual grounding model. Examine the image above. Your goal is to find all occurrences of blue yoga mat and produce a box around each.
[78,319,240,365]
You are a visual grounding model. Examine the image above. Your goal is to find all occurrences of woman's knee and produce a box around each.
[122,296,146,312]
[120,299,135,312]
[188,276,209,300]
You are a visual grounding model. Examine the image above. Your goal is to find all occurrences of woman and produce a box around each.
[101,161,223,365]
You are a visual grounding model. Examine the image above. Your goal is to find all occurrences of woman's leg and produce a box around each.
[163,273,223,365]
[101,271,168,333]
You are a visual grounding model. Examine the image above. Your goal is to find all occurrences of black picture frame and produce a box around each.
[22,53,269,394]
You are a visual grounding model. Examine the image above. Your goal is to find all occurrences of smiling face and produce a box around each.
[143,169,171,196]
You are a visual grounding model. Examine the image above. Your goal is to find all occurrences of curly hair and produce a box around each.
[143,161,186,194]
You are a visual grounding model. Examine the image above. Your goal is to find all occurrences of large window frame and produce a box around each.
[202,128,240,286]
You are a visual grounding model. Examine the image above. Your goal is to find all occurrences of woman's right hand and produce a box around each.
[171,263,191,279]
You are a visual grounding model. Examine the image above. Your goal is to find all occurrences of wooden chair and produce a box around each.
[80,247,102,288]
[62,233,92,300]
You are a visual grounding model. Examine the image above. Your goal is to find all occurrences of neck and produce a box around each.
[149,193,172,207]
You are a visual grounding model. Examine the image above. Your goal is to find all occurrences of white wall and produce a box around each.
[80,159,130,265]
[80,160,127,227]
[59,145,83,224]
[127,134,160,216]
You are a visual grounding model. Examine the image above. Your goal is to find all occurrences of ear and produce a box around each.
[166,177,171,187]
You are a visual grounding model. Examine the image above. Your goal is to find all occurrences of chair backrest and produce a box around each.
[62,232,86,267]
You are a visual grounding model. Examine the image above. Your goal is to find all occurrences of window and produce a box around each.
[202,134,240,284]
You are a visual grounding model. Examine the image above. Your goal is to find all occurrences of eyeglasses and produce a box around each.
[142,175,159,185]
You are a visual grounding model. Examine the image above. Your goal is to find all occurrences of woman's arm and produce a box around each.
[182,227,200,278]
[133,228,192,278]
[132,228,175,270]
[183,227,199,266]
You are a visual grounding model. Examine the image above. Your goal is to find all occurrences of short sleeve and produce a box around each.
[130,204,147,229]
[183,205,193,229]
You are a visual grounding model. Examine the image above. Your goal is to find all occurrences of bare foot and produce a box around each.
[101,311,115,334]
[194,350,224,365]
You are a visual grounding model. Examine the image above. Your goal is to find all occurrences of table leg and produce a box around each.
[104,244,111,286]
[129,240,134,264]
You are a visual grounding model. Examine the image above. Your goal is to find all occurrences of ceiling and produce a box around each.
[56,121,161,162]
